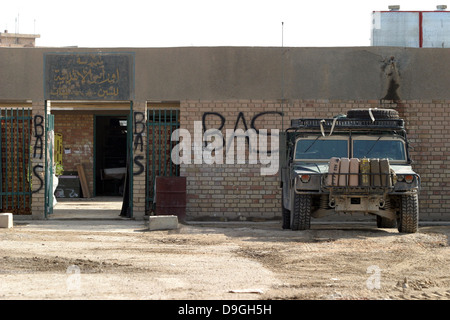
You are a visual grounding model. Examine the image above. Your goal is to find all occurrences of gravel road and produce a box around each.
[1,219,449,300]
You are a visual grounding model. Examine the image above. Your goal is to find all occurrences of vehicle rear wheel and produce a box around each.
[397,194,419,233]
[291,193,311,230]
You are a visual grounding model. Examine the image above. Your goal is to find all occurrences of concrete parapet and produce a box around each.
[148,215,178,231]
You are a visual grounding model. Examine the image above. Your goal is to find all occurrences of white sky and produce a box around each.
[0,0,445,47]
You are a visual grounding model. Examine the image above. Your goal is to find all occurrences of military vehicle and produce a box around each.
[279,109,420,233]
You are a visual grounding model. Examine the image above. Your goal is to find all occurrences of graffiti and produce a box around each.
[171,111,283,175]
[133,111,145,152]
[31,115,45,194]
[133,155,144,176]
[201,111,283,153]
[250,111,283,155]
[33,115,44,159]
[250,111,283,134]
[32,164,44,194]
[202,111,283,133]
[202,112,226,132]
[202,112,226,150]
[132,112,146,175]
[172,121,280,175]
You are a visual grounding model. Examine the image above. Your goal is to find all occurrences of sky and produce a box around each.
[0,0,445,48]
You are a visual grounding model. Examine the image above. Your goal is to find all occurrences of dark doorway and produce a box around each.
[95,116,128,196]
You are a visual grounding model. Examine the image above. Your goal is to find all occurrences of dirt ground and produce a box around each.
[1,217,449,300]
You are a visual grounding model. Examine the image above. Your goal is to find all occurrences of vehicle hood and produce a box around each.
[390,164,417,175]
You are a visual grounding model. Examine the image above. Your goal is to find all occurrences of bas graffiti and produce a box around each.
[33,115,44,159]
[32,115,45,193]
[202,111,283,153]
[202,111,283,135]
[133,112,145,175]
[133,111,145,152]
[32,164,43,194]
[133,155,144,176]
[172,111,283,175]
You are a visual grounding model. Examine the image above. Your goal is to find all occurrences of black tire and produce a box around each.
[376,216,397,228]
[281,191,290,229]
[282,207,290,229]
[397,194,419,233]
[346,108,399,119]
[291,193,311,231]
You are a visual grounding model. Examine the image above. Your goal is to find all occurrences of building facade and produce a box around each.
[372,6,450,48]
[0,31,40,48]
[0,46,449,221]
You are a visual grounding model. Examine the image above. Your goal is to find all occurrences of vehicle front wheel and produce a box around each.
[291,193,311,230]
[397,194,419,233]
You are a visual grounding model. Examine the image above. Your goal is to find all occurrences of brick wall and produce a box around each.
[180,99,450,221]
[397,101,450,220]
[31,101,46,219]
[54,113,94,196]
[180,100,285,220]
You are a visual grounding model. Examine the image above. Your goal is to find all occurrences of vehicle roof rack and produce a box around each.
[290,118,404,130]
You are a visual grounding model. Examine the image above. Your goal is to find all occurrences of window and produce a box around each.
[295,137,348,160]
[352,137,406,161]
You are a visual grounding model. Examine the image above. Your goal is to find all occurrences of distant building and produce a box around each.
[372,5,450,47]
[0,30,40,47]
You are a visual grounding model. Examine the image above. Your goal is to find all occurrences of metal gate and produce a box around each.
[146,108,180,212]
[45,113,55,217]
[0,108,33,215]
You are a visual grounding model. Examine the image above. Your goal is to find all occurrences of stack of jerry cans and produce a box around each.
[327,158,392,188]
[379,158,391,187]
[371,158,381,187]
[360,158,370,187]
[327,157,340,186]
[349,158,360,186]
[338,158,350,186]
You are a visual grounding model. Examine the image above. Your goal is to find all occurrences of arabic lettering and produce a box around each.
[52,67,120,86]
[46,53,130,100]
[49,87,120,98]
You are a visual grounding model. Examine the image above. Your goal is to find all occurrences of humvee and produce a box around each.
[279,109,420,233]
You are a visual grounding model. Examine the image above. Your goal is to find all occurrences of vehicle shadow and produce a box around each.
[181,220,402,244]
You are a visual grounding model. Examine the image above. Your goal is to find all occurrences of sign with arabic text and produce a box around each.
[44,52,134,101]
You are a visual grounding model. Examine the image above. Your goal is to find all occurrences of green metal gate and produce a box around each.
[45,113,55,217]
[0,108,33,215]
[146,108,180,212]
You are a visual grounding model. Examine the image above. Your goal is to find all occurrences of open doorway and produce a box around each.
[49,103,133,220]
[95,115,128,197]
